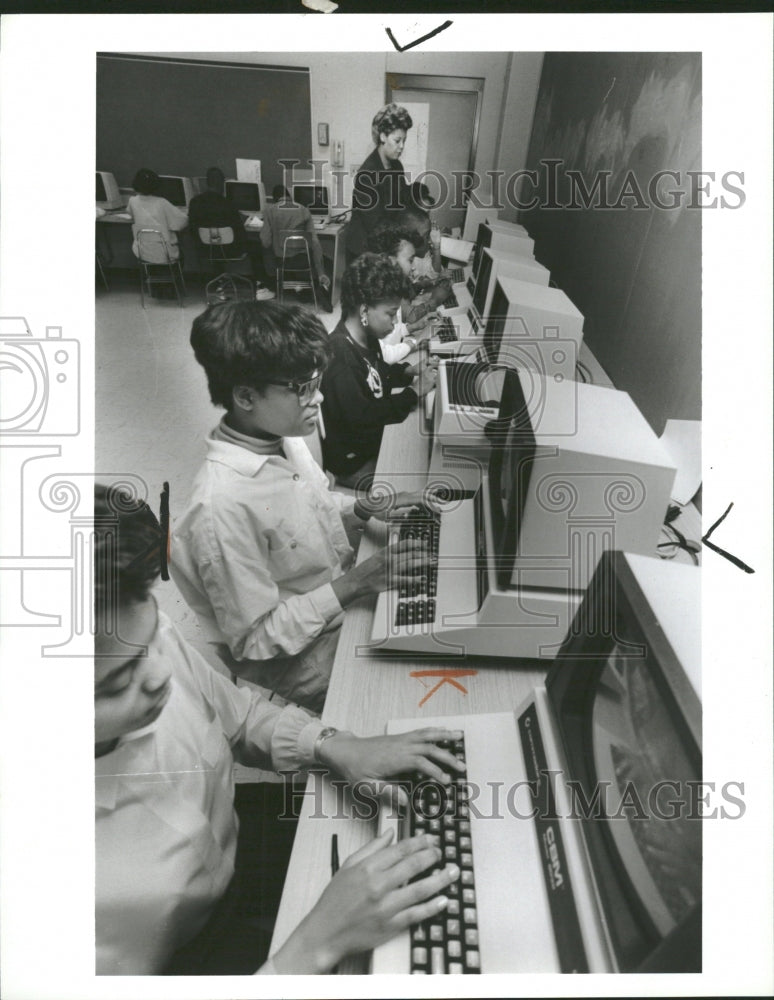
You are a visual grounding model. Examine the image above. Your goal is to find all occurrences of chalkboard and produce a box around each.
[97,54,312,194]
[520,53,701,435]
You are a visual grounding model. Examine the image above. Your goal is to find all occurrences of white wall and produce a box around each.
[495,52,544,220]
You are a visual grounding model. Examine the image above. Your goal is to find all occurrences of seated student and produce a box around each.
[187,166,273,298]
[171,300,432,713]
[398,202,449,292]
[95,483,462,975]
[321,253,437,489]
[408,183,445,281]
[367,222,439,364]
[260,185,331,309]
[127,167,188,264]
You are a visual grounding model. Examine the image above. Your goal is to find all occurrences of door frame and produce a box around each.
[385,73,485,175]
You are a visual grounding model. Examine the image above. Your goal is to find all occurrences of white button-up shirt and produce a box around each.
[171,428,356,663]
[96,612,323,974]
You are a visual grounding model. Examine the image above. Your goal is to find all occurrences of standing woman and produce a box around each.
[346,103,413,261]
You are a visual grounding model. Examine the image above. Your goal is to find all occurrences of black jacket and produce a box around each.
[321,320,417,475]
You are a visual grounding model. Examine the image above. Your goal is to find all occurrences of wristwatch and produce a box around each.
[313,726,340,763]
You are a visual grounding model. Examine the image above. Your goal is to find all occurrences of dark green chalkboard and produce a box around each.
[521,53,701,435]
[97,54,312,194]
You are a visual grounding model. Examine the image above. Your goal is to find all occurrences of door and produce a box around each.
[387,74,483,232]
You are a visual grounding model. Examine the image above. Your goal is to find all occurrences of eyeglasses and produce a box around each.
[263,371,323,405]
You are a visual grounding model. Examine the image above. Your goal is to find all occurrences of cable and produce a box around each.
[575,360,593,384]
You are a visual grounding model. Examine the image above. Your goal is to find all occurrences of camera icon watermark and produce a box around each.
[0,317,80,436]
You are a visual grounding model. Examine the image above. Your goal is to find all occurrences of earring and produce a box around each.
[361,311,370,329]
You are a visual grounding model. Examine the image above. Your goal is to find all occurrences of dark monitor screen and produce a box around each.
[483,281,509,364]
[96,173,106,202]
[156,176,186,207]
[547,551,702,972]
[472,249,494,319]
[486,369,535,589]
[293,184,329,215]
[470,221,493,289]
[226,181,260,212]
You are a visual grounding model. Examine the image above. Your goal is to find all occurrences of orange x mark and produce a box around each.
[410,668,478,708]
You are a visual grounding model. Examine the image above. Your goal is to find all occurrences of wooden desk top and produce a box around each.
[270,342,701,969]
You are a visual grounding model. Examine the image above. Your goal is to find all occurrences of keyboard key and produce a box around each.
[412,946,427,966]
[449,961,464,974]
[459,836,472,850]
[429,924,443,943]
[444,846,456,861]
[448,939,462,959]
[461,870,474,885]
[463,907,477,925]
[446,919,461,937]
[462,888,476,905]
[466,950,481,971]
[447,881,459,898]
[464,928,479,947]
[413,924,427,942]
[430,946,446,975]
[446,899,460,916]
[461,852,473,868]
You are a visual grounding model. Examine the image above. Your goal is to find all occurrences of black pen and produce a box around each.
[330,833,340,876]
[330,834,340,975]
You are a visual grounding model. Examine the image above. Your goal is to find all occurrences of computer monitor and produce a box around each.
[292,182,330,217]
[156,175,195,209]
[484,367,676,592]
[547,549,701,972]
[225,179,266,213]
[462,201,501,242]
[483,275,584,371]
[96,170,122,210]
[468,222,535,296]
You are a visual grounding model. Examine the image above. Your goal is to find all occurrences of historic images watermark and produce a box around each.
[280,771,746,822]
[279,158,746,214]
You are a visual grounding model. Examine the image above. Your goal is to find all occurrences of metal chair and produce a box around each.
[278,235,318,310]
[136,229,185,307]
[198,227,252,277]
[205,272,255,305]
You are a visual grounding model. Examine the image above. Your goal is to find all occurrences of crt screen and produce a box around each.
[227,183,260,211]
[472,251,493,319]
[293,185,329,213]
[156,177,185,206]
[591,646,701,935]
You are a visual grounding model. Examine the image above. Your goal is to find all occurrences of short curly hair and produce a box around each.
[368,221,418,258]
[132,168,161,195]
[190,300,330,411]
[94,483,161,621]
[340,253,411,318]
[371,103,413,146]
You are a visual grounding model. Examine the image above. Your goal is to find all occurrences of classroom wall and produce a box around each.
[139,51,539,204]
[519,52,701,436]
[495,52,544,219]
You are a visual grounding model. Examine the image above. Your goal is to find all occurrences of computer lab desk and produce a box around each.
[96,211,349,305]
[269,342,702,973]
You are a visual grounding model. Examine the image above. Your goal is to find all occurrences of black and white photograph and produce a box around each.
[0,9,771,998]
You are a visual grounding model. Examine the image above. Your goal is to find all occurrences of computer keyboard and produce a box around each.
[403,735,481,974]
[442,290,459,309]
[435,316,459,343]
[447,267,464,283]
[393,511,439,628]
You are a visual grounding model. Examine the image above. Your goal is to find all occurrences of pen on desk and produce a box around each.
[330,835,340,975]
[330,833,340,876]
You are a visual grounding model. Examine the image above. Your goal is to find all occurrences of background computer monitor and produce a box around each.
[225,179,265,213]
[96,170,122,210]
[547,549,701,972]
[156,175,194,209]
[292,182,330,217]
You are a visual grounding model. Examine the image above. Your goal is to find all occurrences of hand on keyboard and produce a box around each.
[357,488,439,522]
[269,829,460,973]
[315,727,466,804]
[347,537,435,599]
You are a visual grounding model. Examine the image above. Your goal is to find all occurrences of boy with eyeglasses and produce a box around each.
[171,300,432,712]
